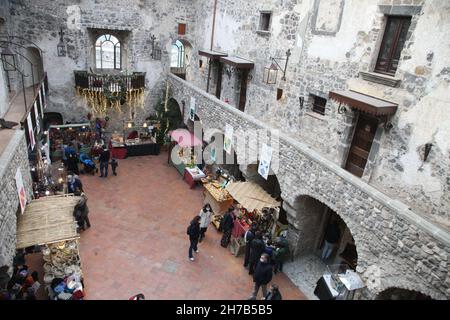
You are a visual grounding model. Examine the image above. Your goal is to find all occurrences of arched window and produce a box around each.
[95,34,121,69]
[170,40,185,68]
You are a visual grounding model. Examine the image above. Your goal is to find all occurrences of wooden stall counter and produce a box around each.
[203,182,233,215]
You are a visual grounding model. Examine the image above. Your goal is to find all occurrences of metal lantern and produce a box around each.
[57,28,66,57]
[1,47,16,71]
[263,62,278,84]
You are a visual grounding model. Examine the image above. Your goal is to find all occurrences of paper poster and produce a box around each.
[189,97,196,121]
[34,102,40,134]
[38,91,44,115]
[42,86,46,108]
[210,146,216,163]
[258,143,273,180]
[224,124,233,154]
[15,168,26,214]
[27,113,35,150]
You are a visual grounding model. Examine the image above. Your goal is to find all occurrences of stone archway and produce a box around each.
[376,287,433,300]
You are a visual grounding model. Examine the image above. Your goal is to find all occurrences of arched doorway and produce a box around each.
[24,47,44,87]
[170,39,193,80]
[376,288,433,300]
[43,112,63,130]
[284,195,358,299]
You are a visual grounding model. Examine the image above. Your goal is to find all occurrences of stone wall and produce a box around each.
[0,0,11,117]
[8,0,198,128]
[0,130,33,268]
[189,0,450,227]
[168,73,450,300]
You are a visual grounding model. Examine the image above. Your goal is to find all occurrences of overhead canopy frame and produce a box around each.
[226,181,280,212]
[329,90,398,116]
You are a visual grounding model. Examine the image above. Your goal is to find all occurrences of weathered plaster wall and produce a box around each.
[169,73,450,300]
[8,0,198,128]
[0,130,33,268]
[190,0,450,226]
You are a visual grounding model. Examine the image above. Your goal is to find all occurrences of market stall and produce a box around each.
[314,264,365,300]
[47,123,92,162]
[169,128,203,178]
[202,180,234,217]
[16,195,85,300]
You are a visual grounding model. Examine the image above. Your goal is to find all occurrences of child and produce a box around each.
[110,158,118,176]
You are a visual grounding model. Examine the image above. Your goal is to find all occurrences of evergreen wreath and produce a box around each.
[103,75,127,102]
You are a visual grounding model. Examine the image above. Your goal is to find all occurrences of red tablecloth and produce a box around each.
[183,169,197,189]
[232,219,250,238]
[111,147,127,159]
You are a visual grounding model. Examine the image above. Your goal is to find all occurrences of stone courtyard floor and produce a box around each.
[76,152,307,300]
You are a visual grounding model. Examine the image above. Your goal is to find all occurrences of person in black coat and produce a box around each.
[73,191,91,231]
[187,216,201,261]
[249,253,273,300]
[243,223,257,268]
[99,146,110,178]
[220,207,235,248]
[248,231,265,275]
[264,284,282,300]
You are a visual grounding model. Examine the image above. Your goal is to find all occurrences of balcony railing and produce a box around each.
[74,71,146,91]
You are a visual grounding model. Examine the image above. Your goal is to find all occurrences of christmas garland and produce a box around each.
[103,75,127,102]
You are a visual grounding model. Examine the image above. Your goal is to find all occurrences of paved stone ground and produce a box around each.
[76,152,307,300]
[284,254,328,300]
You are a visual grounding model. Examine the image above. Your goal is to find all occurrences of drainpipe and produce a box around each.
[210,0,218,51]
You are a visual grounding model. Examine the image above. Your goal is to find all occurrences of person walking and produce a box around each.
[249,253,273,300]
[220,207,235,248]
[99,146,110,178]
[187,216,201,261]
[243,223,257,268]
[321,221,341,260]
[110,158,118,176]
[198,204,213,242]
[74,191,91,231]
[248,231,265,275]
[264,284,282,300]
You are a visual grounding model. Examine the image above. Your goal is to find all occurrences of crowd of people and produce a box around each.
[0,252,41,300]
[187,204,289,300]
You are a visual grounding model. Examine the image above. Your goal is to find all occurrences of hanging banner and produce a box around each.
[38,91,44,115]
[42,86,47,108]
[189,97,196,121]
[258,143,273,180]
[15,168,26,214]
[224,124,233,154]
[27,113,35,150]
[34,102,40,134]
[210,146,216,163]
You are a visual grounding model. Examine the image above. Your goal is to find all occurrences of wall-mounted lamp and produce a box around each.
[299,96,304,109]
[1,47,16,71]
[263,49,291,84]
[143,122,148,128]
[127,122,133,128]
[150,34,162,60]
[225,66,235,79]
[57,28,66,57]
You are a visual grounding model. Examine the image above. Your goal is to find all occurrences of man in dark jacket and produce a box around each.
[74,192,91,231]
[220,208,235,248]
[321,221,341,260]
[243,223,257,268]
[187,216,201,261]
[249,253,273,300]
[99,146,110,178]
[248,231,265,275]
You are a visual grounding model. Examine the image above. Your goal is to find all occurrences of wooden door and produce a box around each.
[345,115,379,177]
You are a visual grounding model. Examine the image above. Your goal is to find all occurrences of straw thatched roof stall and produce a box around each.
[225,181,280,211]
[16,195,81,249]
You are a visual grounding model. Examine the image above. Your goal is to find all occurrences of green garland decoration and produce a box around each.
[103,75,127,102]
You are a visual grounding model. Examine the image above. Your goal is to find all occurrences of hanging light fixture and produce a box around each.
[143,122,148,128]
[57,27,66,57]
[263,62,278,85]
[1,47,17,71]
[127,122,133,128]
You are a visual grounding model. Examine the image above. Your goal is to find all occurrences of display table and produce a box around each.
[232,218,250,238]
[111,146,127,159]
[184,167,206,189]
[125,142,160,156]
[203,183,234,215]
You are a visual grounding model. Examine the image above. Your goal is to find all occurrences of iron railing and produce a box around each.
[74,71,146,91]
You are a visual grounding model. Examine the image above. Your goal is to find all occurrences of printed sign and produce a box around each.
[224,124,233,154]
[34,102,40,134]
[189,97,196,121]
[258,143,273,180]
[38,91,44,115]
[27,113,35,151]
[210,146,216,163]
[15,168,26,214]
